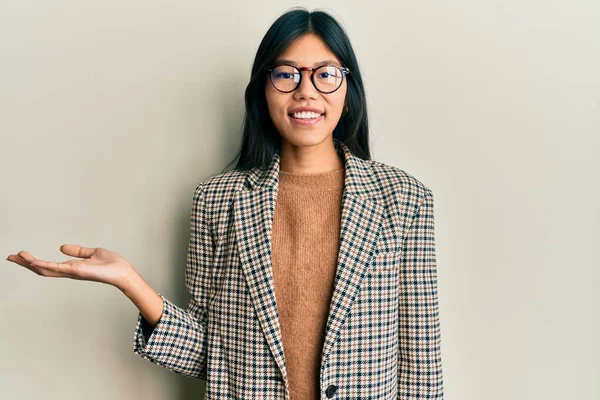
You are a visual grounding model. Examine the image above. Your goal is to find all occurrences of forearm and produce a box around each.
[120,271,164,328]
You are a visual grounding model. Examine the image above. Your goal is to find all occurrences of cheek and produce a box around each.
[330,86,347,111]
[265,90,281,117]
[264,92,291,130]
[328,95,346,116]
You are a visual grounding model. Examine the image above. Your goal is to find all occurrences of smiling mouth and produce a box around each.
[288,112,325,120]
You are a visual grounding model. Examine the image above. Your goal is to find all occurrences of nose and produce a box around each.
[293,70,319,100]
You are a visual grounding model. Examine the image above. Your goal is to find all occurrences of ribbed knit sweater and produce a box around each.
[271,166,346,399]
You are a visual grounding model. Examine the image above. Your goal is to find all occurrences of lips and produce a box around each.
[288,113,324,125]
[287,112,325,117]
[288,107,325,114]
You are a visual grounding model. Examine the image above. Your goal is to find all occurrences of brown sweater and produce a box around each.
[271,167,346,399]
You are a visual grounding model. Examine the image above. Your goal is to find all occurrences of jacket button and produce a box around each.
[325,384,338,398]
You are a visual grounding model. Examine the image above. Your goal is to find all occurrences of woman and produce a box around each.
[6,7,443,399]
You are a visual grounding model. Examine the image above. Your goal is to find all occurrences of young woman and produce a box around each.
[6,7,443,399]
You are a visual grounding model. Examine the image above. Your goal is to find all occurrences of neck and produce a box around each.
[279,138,345,174]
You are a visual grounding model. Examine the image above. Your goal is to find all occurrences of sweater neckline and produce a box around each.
[278,167,345,190]
[279,168,345,176]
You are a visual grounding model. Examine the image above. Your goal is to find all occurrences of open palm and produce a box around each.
[6,244,134,289]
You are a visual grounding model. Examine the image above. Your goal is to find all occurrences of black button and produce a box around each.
[325,384,338,398]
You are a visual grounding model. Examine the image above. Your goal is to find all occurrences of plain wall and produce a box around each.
[1,1,598,399]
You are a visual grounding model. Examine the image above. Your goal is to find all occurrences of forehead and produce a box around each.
[275,33,342,67]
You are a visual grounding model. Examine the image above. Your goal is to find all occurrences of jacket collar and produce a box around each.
[243,137,381,200]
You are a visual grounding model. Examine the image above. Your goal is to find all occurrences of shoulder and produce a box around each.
[191,168,248,209]
[201,168,247,193]
[367,159,433,203]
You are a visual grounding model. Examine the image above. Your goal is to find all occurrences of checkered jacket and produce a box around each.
[132,138,444,399]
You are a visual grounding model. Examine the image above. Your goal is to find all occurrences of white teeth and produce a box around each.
[291,111,322,119]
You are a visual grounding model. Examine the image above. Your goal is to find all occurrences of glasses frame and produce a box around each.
[264,63,351,94]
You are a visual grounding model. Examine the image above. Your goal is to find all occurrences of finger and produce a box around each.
[30,259,78,277]
[29,265,71,278]
[59,244,98,259]
[16,250,37,264]
[8,255,70,278]
[7,254,32,268]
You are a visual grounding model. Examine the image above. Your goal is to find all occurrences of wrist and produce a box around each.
[118,266,141,296]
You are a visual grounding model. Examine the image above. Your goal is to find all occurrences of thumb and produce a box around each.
[59,244,97,259]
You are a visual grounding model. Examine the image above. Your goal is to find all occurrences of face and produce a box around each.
[265,33,348,148]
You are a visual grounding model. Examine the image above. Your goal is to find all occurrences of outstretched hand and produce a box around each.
[6,244,136,290]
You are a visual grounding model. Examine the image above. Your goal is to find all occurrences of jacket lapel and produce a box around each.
[232,138,385,385]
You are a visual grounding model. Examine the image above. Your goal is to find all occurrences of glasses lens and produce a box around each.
[314,66,343,93]
[271,65,300,92]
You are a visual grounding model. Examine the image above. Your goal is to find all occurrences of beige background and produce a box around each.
[1,1,598,399]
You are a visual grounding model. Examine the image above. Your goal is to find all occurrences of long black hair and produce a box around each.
[223,7,371,173]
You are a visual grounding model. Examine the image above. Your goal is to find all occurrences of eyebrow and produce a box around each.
[274,59,341,67]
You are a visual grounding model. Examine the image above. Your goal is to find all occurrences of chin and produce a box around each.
[280,132,332,148]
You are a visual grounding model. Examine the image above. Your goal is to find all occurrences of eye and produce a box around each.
[275,72,294,79]
[317,71,331,79]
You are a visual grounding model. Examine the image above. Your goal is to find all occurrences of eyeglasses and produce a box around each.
[265,64,350,94]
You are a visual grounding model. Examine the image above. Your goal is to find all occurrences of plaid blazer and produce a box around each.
[132,138,444,399]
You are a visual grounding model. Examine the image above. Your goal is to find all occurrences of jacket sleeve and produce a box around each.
[132,183,214,380]
[398,187,444,398]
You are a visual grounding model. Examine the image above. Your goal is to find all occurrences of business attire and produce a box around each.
[132,138,444,399]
